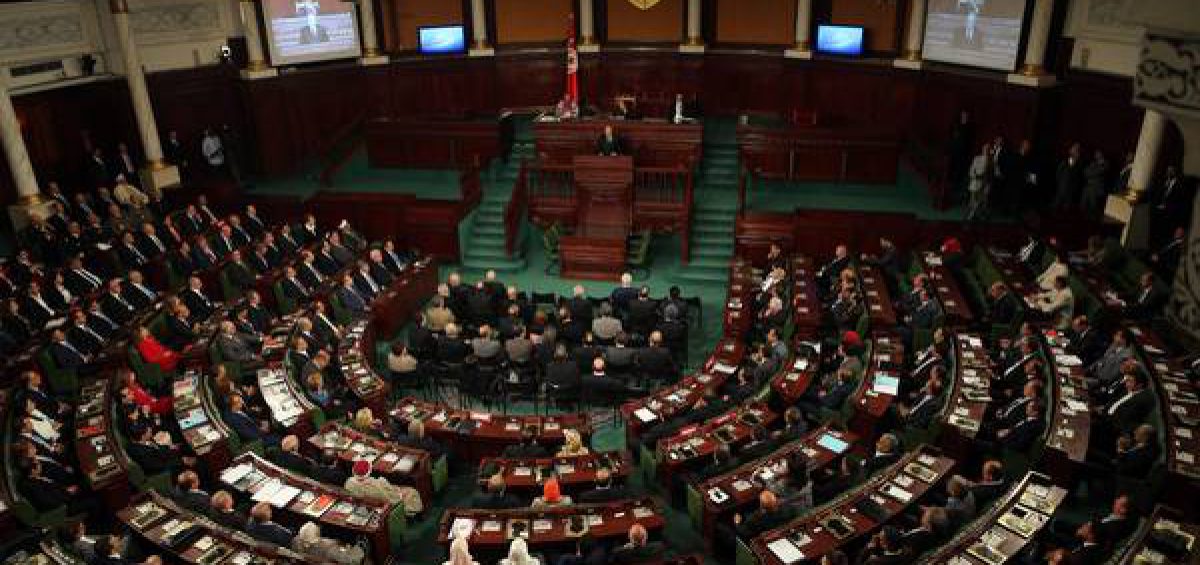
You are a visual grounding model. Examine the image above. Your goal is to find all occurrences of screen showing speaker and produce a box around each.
[262,0,362,66]
[922,0,1028,71]
[815,25,865,56]
[418,25,467,55]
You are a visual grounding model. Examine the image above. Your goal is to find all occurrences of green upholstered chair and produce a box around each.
[686,484,705,531]
[387,505,408,550]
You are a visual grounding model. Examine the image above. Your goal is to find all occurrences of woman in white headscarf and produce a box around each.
[292,522,365,565]
[443,535,479,565]
[500,537,540,565]
[555,429,589,457]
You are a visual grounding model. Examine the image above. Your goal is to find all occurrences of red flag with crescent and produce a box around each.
[566,13,578,104]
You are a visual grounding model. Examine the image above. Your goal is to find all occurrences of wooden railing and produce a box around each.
[903,139,952,210]
[458,160,483,213]
[317,117,365,187]
[682,167,694,266]
[737,161,749,217]
[633,165,688,203]
[528,163,575,200]
[504,162,528,256]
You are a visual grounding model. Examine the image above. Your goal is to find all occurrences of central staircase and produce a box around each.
[460,138,536,272]
[674,120,740,284]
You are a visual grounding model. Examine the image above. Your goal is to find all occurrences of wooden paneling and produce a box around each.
[382,0,465,53]
[606,0,683,43]
[829,0,900,54]
[494,0,572,44]
[243,65,368,176]
[715,0,794,45]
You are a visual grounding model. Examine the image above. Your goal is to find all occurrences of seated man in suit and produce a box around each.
[898,368,945,429]
[995,401,1045,452]
[174,470,210,515]
[123,270,158,311]
[126,425,182,476]
[215,320,262,372]
[247,502,295,547]
[576,468,629,503]
[726,490,795,550]
[162,304,199,352]
[899,506,949,556]
[1098,369,1155,439]
[637,331,678,384]
[209,490,247,531]
[223,393,277,447]
[48,328,99,376]
[336,274,369,316]
[68,308,107,357]
[502,428,549,458]
[987,282,1020,327]
[182,276,217,320]
[1113,423,1160,477]
[472,474,524,509]
[965,460,1007,507]
[1124,272,1167,321]
[609,524,665,564]
[856,526,911,565]
[17,457,83,513]
[101,278,138,325]
[596,125,622,156]
[861,433,902,478]
[1066,315,1107,367]
[223,250,257,294]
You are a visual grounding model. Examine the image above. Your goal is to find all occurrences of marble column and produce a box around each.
[785,0,813,59]
[0,69,51,230]
[578,0,599,53]
[895,0,926,69]
[680,0,704,53]
[358,0,388,64]
[1105,109,1167,248]
[1008,0,1056,86]
[469,0,494,57]
[239,0,277,79]
[109,0,180,193]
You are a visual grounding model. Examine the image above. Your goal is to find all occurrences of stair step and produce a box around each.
[687,256,731,269]
[465,246,514,260]
[691,248,733,261]
[691,238,734,252]
[674,267,731,284]
[462,257,528,272]
[693,224,734,236]
[694,199,739,212]
[695,211,736,222]
[474,225,506,237]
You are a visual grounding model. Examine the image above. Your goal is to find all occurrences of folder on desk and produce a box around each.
[766,538,805,564]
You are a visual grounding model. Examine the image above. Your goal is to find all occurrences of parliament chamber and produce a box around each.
[1,0,1200,564]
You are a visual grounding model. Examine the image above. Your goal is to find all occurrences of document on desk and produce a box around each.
[220,463,253,485]
[767,538,806,564]
[251,479,282,503]
[634,408,658,423]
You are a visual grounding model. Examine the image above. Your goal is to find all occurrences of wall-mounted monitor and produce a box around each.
[418,25,467,55]
[815,25,865,57]
[923,0,1029,71]
[262,0,362,66]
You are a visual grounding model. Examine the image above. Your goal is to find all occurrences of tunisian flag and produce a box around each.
[565,14,578,105]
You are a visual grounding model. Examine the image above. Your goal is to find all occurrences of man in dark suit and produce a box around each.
[68,309,106,356]
[1066,315,1107,367]
[175,470,210,515]
[336,275,369,316]
[567,285,594,329]
[627,288,660,339]
[63,257,103,296]
[280,266,311,304]
[182,277,217,320]
[596,125,622,156]
[576,468,630,503]
[1124,272,1167,321]
[733,490,796,543]
[1061,520,1107,565]
[247,503,295,547]
[1053,143,1085,210]
[1095,495,1137,544]
[1102,370,1155,435]
[223,251,257,294]
[967,460,1007,507]
[210,491,246,530]
[126,426,182,476]
[1154,166,1194,234]
[637,331,678,384]
[191,238,220,271]
[996,401,1044,452]
[988,282,1020,327]
[1113,424,1159,478]
[163,305,198,351]
[352,261,382,300]
[609,524,665,564]
[471,474,524,509]
[123,270,158,311]
[861,434,902,477]
[223,394,264,443]
[49,328,97,375]
[101,279,137,324]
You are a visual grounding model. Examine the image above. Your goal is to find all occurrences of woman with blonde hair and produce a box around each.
[556,429,589,457]
[352,407,377,433]
[442,535,479,565]
[499,537,540,565]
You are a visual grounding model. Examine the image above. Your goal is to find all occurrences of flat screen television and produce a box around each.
[815,25,865,56]
[418,25,466,55]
